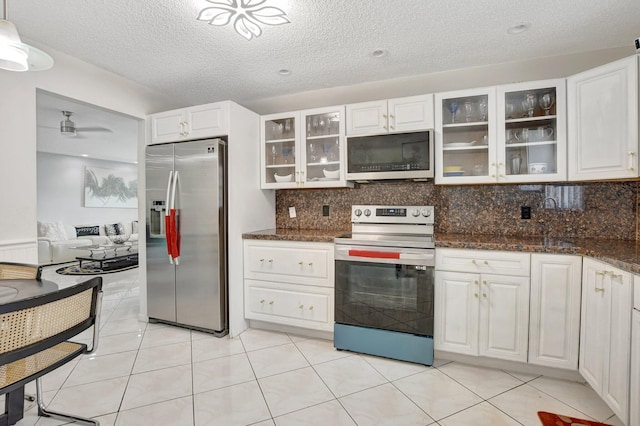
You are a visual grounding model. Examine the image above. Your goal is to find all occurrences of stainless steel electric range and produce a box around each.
[334,205,435,365]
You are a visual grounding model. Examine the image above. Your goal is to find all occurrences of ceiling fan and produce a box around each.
[59,110,111,137]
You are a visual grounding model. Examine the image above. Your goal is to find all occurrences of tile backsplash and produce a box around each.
[275,180,639,240]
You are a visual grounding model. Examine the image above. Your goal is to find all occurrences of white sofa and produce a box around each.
[38,221,139,265]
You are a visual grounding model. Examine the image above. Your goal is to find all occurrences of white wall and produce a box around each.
[0,43,178,263]
[37,152,138,226]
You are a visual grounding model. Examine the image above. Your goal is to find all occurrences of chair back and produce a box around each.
[0,262,42,280]
[0,277,102,366]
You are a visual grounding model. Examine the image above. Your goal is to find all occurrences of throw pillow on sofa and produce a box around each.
[75,225,100,237]
[37,221,68,241]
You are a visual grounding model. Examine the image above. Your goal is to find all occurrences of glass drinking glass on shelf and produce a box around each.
[283,147,292,164]
[539,92,555,115]
[523,93,537,117]
[463,100,475,122]
[478,99,488,121]
[312,117,319,136]
[308,143,317,162]
[271,145,278,165]
[321,144,330,163]
[506,103,515,119]
[447,101,459,123]
[284,119,291,138]
[330,139,339,161]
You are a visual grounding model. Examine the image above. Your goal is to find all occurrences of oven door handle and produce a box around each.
[346,249,434,261]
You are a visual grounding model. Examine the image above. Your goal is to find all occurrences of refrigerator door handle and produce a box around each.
[170,170,180,265]
[165,170,174,264]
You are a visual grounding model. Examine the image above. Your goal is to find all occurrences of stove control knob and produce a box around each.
[363,209,371,217]
[354,209,362,217]
[421,208,432,217]
[410,209,420,217]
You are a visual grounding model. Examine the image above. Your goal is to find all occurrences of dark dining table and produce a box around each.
[0,278,60,426]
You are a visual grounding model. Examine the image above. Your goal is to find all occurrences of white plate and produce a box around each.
[445,141,476,147]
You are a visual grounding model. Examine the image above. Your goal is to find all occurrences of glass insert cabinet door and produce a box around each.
[497,79,566,182]
[262,113,298,187]
[435,87,497,184]
[301,106,345,187]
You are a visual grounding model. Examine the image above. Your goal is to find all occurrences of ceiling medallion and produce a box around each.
[197,0,290,41]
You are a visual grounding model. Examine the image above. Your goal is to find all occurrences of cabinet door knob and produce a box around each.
[595,288,605,293]
[309,306,314,310]
[259,258,264,263]
[482,293,487,298]
[482,280,488,285]
[595,271,605,276]
[474,293,479,298]
[260,299,265,304]
[268,259,273,263]
[308,262,313,266]
[474,280,479,285]
[298,261,303,265]
[299,304,304,309]
[382,114,388,119]
[472,259,477,265]
[269,301,274,305]
[484,260,489,265]
[389,114,394,119]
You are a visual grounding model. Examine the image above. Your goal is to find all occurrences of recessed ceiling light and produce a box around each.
[507,22,530,35]
[81,154,89,157]
[371,49,387,58]
[278,69,291,76]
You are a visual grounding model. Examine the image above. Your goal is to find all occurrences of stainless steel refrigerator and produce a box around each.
[145,138,228,336]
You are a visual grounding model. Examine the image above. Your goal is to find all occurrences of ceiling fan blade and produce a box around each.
[76,127,113,133]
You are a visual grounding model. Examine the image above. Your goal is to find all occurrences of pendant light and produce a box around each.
[0,0,53,71]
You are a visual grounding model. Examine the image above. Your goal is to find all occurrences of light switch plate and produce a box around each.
[289,206,296,218]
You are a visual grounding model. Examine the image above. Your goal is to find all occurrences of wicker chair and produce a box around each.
[0,276,102,425]
[0,262,42,281]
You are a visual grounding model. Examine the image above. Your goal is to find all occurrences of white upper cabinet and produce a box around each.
[149,102,229,145]
[346,94,434,136]
[436,79,566,184]
[567,55,639,180]
[260,106,351,189]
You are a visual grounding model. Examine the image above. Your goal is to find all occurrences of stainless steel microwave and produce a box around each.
[345,130,434,181]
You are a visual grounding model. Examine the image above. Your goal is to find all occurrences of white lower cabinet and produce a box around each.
[243,240,334,332]
[435,249,530,362]
[579,258,632,424]
[631,305,640,426]
[529,253,582,370]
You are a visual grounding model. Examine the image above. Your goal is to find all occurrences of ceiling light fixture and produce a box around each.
[371,49,387,58]
[0,0,53,71]
[278,68,291,76]
[507,22,530,35]
[197,0,290,41]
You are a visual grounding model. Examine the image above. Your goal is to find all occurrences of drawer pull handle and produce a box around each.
[268,259,273,263]
[269,301,274,305]
[610,272,622,279]
[298,261,303,265]
[595,288,605,293]
[483,260,489,265]
[596,271,605,276]
[259,258,264,263]
[299,304,304,309]
[472,259,477,265]
[308,262,313,266]
[482,280,488,286]
[260,299,265,304]
[309,306,314,310]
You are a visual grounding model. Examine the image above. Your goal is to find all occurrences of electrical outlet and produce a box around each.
[322,205,330,216]
[289,206,296,218]
[521,206,531,220]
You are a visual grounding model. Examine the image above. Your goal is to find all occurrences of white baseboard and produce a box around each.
[0,239,38,264]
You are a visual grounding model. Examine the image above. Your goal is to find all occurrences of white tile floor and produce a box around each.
[15,265,624,426]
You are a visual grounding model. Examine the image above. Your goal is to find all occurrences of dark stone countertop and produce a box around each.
[242,228,349,243]
[242,229,640,275]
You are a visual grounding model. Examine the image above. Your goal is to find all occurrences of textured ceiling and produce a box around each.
[11,0,640,108]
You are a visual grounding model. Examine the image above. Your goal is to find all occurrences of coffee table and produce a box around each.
[74,243,138,269]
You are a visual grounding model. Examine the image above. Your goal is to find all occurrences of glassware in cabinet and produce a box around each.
[301,108,346,185]
[439,92,493,181]
[262,114,297,186]
[498,80,566,181]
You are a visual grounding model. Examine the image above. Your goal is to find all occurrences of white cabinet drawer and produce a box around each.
[244,241,334,286]
[436,248,530,277]
[245,280,332,331]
